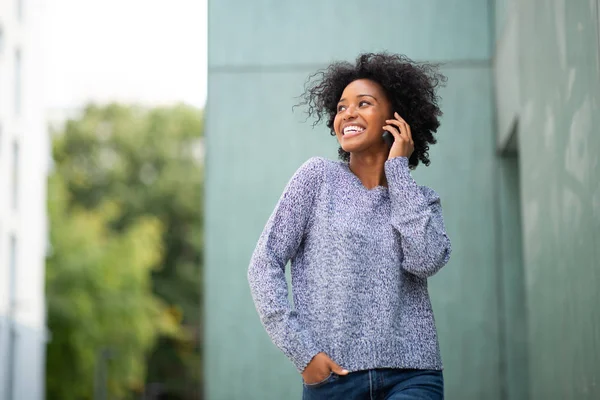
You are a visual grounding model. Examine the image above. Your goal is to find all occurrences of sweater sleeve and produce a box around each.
[384,156,452,278]
[247,157,323,372]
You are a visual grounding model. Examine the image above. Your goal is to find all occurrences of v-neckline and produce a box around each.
[340,162,388,194]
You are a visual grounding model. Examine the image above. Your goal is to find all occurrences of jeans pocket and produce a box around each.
[303,372,338,389]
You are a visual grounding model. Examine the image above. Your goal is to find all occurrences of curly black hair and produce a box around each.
[298,52,446,168]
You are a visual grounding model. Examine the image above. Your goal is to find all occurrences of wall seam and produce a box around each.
[489,0,509,399]
[208,60,493,74]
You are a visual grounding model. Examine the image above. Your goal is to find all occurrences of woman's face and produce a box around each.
[333,79,393,156]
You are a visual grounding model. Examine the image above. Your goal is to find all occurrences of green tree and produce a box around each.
[46,174,180,399]
[47,103,204,399]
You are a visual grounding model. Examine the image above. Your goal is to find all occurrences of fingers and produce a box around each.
[304,353,348,378]
[385,112,413,143]
[383,125,401,141]
[395,112,413,141]
[328,359,349,375]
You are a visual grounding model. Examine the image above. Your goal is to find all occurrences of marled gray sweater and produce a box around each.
[247,156,451,373]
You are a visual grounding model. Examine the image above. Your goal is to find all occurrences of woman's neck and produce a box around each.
[348,152,388,189]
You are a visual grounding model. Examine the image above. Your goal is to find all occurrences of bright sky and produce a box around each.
[43,0,207,111]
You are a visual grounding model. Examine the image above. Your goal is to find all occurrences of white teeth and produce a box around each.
[343,125,365,134]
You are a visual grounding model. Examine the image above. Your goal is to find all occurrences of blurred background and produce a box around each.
[0,0,598,399]
[1,0,206,399]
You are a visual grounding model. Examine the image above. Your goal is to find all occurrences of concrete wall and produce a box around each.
[0,318,46,400]
[494,0,600,398]
[0,0,48,398]
[207,0,600,399]
[206,1,501,399]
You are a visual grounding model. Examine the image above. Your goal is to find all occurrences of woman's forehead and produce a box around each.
[341,79,385,97]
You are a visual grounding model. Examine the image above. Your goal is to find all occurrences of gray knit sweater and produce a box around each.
[247,156,451,373]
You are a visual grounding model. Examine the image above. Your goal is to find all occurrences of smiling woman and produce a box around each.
[334,79,393,160]
[248,52,451,400]
[301,53,446,169]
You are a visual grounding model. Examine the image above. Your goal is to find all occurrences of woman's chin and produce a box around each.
[339,140,389,158]
[340,144,358,154]
[340,139,375,153]
[339,138,363,153]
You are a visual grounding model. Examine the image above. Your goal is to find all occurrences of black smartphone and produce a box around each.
[382,131,394,147]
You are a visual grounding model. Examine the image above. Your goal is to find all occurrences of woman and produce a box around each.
[248,52,451,399]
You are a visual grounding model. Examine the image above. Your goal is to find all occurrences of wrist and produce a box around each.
[385,156,410,166]
[384,157,413,188]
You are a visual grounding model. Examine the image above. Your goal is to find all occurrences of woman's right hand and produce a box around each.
[301,352,349,384]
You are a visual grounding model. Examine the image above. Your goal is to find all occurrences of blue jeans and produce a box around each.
[302,368,444,400]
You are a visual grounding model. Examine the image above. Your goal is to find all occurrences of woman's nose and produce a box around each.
[342,105,358,119]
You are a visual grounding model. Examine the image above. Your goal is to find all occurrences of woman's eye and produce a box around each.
[337,105,346,112]
[359,101,370,107]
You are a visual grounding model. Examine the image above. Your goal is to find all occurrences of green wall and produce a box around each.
[206,1,600,398]
[493,1,600,398]
[205,1,503,399]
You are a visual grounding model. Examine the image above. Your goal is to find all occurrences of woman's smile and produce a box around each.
[341,124,366,138]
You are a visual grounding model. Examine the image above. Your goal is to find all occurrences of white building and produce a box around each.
[0,0,48,398]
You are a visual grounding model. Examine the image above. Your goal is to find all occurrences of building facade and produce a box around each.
[205,1,599,399]
[0,0,48,399]
[494,0,600,398]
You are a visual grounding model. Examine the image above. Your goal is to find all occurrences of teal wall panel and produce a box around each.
[515,1,600,398]
[418,66,500,400]
[208,0,491,68]
[206,1,500,399]
[204,71,337,400]
[206,1,600,398]
[494,0,510,40]
[493,0,521,150]
[206,69,501,400]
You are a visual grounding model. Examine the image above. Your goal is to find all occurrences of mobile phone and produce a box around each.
[382,131,394,147]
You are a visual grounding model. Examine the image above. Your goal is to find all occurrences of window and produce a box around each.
[12,142,19,211]
[14,49,22,116]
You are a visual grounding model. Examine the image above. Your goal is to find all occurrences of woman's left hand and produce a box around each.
[384,112,414,160]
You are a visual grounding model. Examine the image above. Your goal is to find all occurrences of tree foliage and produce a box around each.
[47,103,204,399]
